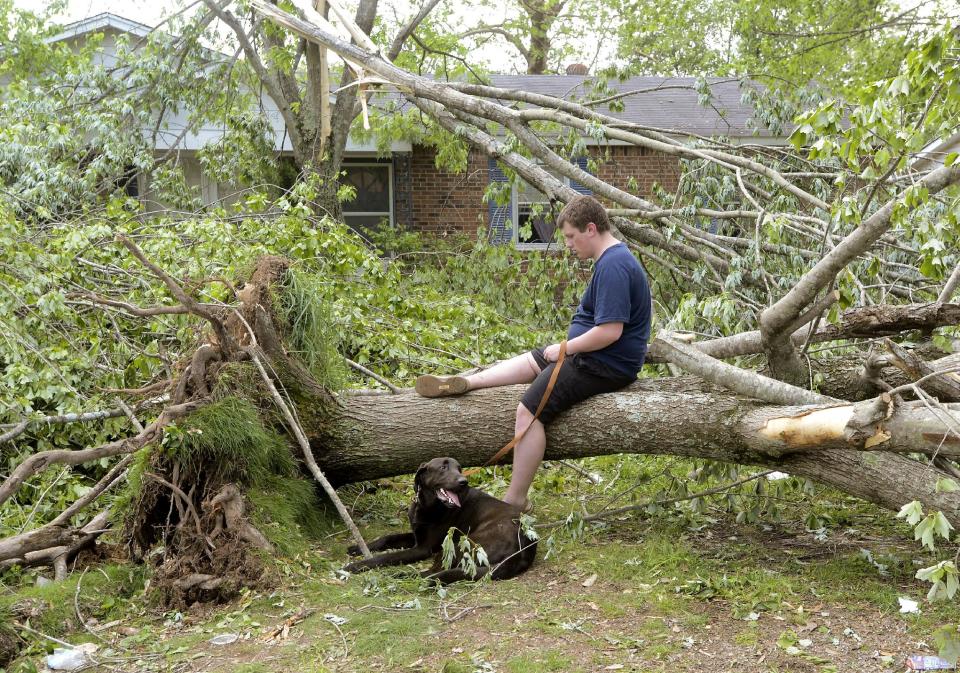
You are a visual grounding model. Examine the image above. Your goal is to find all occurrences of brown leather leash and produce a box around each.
[482,340,568,466]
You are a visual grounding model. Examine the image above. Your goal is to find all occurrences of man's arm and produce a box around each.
[544,322,623,361]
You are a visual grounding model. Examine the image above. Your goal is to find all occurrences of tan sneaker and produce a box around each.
[415,374,470,398]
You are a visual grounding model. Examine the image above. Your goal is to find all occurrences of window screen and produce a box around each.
[341,163,392,233]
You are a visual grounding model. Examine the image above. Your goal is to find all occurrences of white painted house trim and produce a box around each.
[914,132,960,171]
[50,13,412,155]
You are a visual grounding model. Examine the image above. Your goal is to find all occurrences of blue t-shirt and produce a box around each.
[567,243,651,378]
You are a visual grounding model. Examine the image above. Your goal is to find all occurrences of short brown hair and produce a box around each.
[557,195,609,232]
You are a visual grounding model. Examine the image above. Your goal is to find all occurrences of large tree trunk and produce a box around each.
[314,379,960,522]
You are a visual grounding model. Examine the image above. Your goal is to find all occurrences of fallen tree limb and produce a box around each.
[0,401,203,509]
[0,509,112,566]
[884,339,960,402]
[0,397,168,445]
[247,344,372,558]
[759,164,960,345]
[313,383,960,523]
[646,302,960,363]
[655,335,835,405]
[0,512,112,575]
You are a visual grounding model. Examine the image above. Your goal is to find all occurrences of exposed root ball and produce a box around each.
[152,534,269,608]
[0,626,21,669]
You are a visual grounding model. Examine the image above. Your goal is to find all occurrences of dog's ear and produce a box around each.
[414,463,427,492]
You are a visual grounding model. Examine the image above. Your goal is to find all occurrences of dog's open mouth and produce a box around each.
[436,488,461,508]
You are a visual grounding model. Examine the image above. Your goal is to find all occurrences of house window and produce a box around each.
[121,165,140,199]
[341,162,392,234]
[513,173,568,250]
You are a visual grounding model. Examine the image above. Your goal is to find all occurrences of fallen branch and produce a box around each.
[1,398,168,445]
[0,401,201,509]
[0,512,113,575]
[117,234,236,355]
[655,335,835,405]
[246,345,371,558]
[0,509,113,566]
[345,357,401,393]
[884,338,960,402]
[538,469,775,528]
[646,302,960,363]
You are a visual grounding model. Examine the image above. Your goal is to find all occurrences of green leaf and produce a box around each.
[946,152,959,168]
[897,500,924,526]
[934,511,954,541]
[937,478,960,493]
[920,256,941,279]
[934,625,960,665]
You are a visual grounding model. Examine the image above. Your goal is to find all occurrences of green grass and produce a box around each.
[170,396,296,486]
[277,268,350,391]
[6,456,960,672]
[0,563,147,639]
[248,476,331,555]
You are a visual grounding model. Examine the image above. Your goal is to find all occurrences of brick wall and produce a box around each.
[408,144,488,238]
[406,144,680,239]
[594,145,680,197]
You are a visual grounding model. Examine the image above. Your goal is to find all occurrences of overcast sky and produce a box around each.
[13,0,616,74]
[17,0,177,27]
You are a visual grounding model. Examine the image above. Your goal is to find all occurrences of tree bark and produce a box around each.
[652,302,960,363]
[313,381,960,521]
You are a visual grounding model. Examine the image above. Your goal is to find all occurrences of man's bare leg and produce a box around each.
[416,353,541,397]
[502,402,545,508]
[465,352,541,390]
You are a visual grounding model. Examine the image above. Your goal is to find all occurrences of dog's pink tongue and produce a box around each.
[438,489,461,507]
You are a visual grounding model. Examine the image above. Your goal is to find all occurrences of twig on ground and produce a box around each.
[537,470,775,529]
[13,621,78,649]
[442,604,493,623]
[76,568,110,644]
[554,460,602,484]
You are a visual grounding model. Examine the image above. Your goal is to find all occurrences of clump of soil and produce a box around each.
[0,614,23,670]
[133,484,277,608]
[0,627,21,669]
[151,531,272,608]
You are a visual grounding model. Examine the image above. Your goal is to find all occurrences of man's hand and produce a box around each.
[543,343,563,362]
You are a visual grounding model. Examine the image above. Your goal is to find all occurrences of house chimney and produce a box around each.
[565,63,589,75]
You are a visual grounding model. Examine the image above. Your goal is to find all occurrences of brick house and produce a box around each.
[51,14,784,248]
[396,74,783,248]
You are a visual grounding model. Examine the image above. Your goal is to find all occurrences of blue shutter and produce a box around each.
[570,156,592,195]
[487,158,513,245]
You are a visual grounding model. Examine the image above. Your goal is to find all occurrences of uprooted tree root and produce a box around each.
[116,253,344,602]
[128,467,278,605]
[152,532,270,608]
[0,621,20,670]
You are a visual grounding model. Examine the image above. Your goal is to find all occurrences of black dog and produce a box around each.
[344,457,537,583]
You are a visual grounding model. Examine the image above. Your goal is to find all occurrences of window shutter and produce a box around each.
[487,158,513,245]
[569,156,592,195]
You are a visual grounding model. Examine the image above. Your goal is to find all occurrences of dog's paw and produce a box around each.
[342,560,367,574]
[346,544,363,557]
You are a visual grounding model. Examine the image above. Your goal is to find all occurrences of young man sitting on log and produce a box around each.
[416,195,652,512]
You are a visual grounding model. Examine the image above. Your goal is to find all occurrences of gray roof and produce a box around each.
[51,13,155,43]
[488,75,773,138]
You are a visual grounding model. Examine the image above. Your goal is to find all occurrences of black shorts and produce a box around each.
[520,348,636,426]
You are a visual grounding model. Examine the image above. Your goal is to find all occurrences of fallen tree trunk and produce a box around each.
[315,380,960,521]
